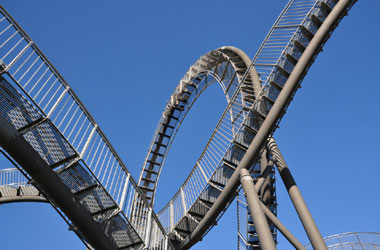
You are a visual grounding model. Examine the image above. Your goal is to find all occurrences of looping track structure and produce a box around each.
[0,0,357,249]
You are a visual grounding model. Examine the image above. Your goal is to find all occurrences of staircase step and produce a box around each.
[143,168,159,175]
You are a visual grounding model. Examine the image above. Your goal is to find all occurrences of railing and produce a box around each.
[156,50,256,234]
[0,168,27,187]
[157,0,332,236]
[305,232,380,249]
[0,6,171,249]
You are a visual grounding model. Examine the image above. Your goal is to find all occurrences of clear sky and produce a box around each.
[0,1,379,249]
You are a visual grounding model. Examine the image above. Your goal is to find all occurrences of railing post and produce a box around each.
[180,187,187,215]
[170,200,174,231]
[144,208,152,248]
[119,173,130,210]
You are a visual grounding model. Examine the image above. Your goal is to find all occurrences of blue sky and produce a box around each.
[0,1,379,249]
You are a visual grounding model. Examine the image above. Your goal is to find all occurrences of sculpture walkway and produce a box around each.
[0,0,357,249]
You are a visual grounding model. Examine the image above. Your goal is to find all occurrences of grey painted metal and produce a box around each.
[179,0,356,248]
[260,201,305,250]
[152,46,273,245]
[259,149,271,207]
[0,115,117,250]
[252,159,304,249]
[0,195,46,204]
[268,138,327,250]
[240,168,276,250]
[141,45,263,207]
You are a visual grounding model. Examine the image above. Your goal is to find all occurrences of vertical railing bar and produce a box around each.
[43,82,62,111]
[100,152,114,183]
[73,118,90,148]
[1,36,23,61]
[38,77,57,105]
[0,23,12,35]
[67,112,84,140]
[28,66,49,95]
[96,149,110,179]
[104,158,116,188]
[0,30,18,49]
[33,71,53,99]
[23,61,44,88]
[17,55,39,83]
[62,103,80,134]
[88,135,102,167]
[5,41,33,72]
[110,167,121,199]
[92,141,106,174]
[56,98,74,127]
[71,115,88,146]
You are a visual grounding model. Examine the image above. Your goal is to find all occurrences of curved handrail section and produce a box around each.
[149,47,269,245]
[138,46,262,208]
[305,232,380,249]
[0,6,171,250]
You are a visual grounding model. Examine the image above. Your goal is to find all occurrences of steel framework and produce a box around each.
[0,0,362,249]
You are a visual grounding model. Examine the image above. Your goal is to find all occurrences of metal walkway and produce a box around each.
[0,0,357,249]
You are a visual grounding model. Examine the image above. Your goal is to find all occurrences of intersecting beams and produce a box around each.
[179,0,356,248]
[143,46,278,246]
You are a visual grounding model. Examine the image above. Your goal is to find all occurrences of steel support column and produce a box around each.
[254,159,305,249]
[0,116,117,250]
[240,168,276,250]
[268,138,327,250]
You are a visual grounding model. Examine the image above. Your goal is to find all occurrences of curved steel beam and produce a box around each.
[138,46,262,206]
[0,116,117,250]
[0,195,47,204]
[178,0,353,248]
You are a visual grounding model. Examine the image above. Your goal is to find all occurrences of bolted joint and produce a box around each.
[239,168,253,182]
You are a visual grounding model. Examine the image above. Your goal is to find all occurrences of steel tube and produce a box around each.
[240,168,276,250]
[178,0,350,247]
[269,138,327,250]
[0,195,47,204]
[260,202,305,250]
[254,157,305,249]
[0,116,117,250]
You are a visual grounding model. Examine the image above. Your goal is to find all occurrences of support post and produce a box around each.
[260,148,271,207]
[240,168,276,250]
[268,139,327,250]
[144,208,153,247]
[260,202,305,250]
[170,200,174,231]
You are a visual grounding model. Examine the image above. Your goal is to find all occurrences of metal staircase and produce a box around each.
[0,6,170,249]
